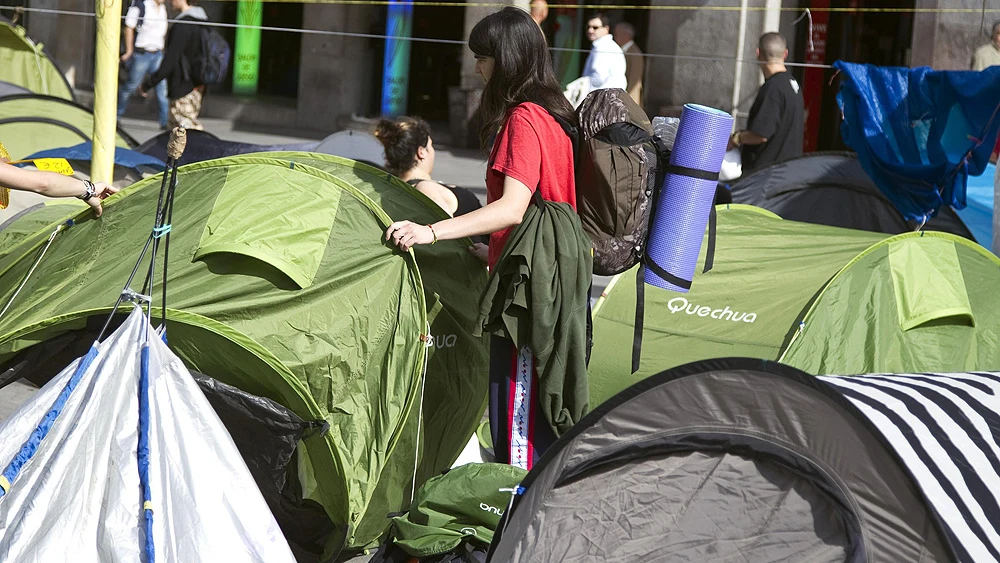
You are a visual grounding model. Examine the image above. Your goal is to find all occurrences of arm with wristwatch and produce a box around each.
[727,129,768,151]
[0,162,118,217]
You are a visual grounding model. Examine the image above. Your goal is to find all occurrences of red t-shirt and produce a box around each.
[486,102,576,268]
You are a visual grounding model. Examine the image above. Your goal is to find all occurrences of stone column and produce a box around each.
[644,0,799,126]
[449,1,522,148]
[911,0,993,70]
[26,0,95,91]
[909,0,940,68]
[297,3,381,133]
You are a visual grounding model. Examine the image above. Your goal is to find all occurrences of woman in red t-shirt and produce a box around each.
[385,7,578,469]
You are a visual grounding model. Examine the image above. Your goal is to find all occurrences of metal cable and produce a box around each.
[11,0,997,12]
[0,4,837,68]
[0,222,69,322]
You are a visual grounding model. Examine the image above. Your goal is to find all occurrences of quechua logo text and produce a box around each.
[667,297,757,323]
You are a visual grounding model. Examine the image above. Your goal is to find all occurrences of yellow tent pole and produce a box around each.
[92,0,122,184]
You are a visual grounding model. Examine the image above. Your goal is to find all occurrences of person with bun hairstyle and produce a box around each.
[385,6,578,468]
[374,116,484,224]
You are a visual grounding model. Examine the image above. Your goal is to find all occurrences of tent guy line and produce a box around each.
[8,0,997,12]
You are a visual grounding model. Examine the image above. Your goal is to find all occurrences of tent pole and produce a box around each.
[92,0,122,184]
[764,0,781,38]
[993,163,999,256]
[731,0,749,119]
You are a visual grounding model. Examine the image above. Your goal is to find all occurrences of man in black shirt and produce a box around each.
[138,0,208,130]
[728,32,804,173]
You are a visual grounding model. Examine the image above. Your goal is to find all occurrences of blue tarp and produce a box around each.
[953,163,996,248]
[835,62,1000,222]
[23,143,166,172]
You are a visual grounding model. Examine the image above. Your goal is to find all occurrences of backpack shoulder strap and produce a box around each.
[540,108,580,166]
[134,0,145,31]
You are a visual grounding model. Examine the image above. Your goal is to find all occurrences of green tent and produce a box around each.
[589,204,1000,406]
[0,94,136,160]
[390,462,526,558]
[0,156,449,556]
[0,21,74,101]
[260,152,489,487]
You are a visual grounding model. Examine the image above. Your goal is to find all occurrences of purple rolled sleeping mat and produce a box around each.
[632,104,734,372]
[645,103,734,291]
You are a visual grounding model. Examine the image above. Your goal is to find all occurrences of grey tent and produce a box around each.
[136,129,386,170]
[487,358,985,563]
[729,151,974,240]
[0,79,30,98]
[135,129,319,166]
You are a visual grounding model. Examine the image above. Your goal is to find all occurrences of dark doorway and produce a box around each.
[406,3,463,122]
[258,3,303,98]
[807,0,915,151]
[209,1,303,98]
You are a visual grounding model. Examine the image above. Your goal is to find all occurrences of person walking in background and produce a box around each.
[728,32,803,173]
[972,21,1000,71]
[613,21,644,106]
[139,0,208,130]
[118,0,169,129]
[581,13,626,95]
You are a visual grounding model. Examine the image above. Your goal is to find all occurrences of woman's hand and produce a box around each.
[468,242,489,263]
[85,181,119,217]
[386,220,435,251]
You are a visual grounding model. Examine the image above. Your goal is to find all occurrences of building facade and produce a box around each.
[18,0,998,148]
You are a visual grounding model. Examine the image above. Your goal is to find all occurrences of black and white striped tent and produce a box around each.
[488,359,996,562]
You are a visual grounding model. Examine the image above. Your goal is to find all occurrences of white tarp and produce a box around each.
[0,307,296,562]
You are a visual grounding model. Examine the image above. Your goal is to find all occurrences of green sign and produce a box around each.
[233,0,262,95]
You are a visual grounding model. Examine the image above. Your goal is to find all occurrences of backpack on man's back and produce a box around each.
[190,26,231,86]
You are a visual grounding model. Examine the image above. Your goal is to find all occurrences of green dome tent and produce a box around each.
[0,21,74,101]
[260,152,489,487]
[589,205,1000,406]
[0,156,453,556]
[0,94,136,160]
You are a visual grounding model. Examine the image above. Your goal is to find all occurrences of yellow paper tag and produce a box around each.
[0,141,10,209]
[30,158,75,176]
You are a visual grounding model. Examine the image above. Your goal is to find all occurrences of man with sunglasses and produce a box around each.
[580,13,627,96]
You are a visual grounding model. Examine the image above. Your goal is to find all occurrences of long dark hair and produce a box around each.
[469,7,576,149]
[373,116,431,175]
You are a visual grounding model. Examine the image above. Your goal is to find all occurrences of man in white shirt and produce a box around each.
[581,13,627,94]
[118,0,169,129]
[972,21,1000,71]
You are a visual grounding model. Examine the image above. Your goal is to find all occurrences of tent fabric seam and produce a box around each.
[0,345,98,500]
[899,306,975,332]
[258,151,482,247]
[194,243,314,289]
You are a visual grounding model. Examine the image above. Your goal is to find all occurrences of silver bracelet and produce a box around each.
[77,179,96,201]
